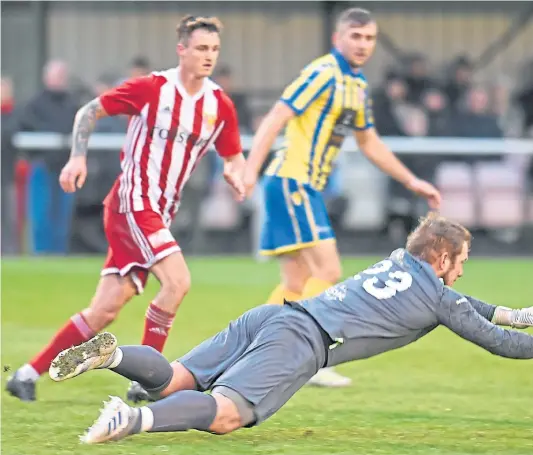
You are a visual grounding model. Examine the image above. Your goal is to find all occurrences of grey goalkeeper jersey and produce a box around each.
[300,249,533,367]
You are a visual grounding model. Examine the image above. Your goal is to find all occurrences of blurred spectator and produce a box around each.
[213,64,252,132]
[515,79,533,137]
[452,86,502,138]
[1,76,18,254]
[92,74,129,133]
[490,78,525,138]
[396,104,429,137]
[129,56,151,78]
[18,59,80,254]
[403,53,434,104]
[372,71,408,136]
[421,88,454,137]
[18,60,79,135]
[443,55,473,111]
[115,56,151,86]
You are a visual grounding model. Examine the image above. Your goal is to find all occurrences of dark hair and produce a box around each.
[177,15,223,44]
[130,56,150,69]
[336,7,374,29]
[406,212,472,263]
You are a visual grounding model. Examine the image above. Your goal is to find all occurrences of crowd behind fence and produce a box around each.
[5,132,533,258]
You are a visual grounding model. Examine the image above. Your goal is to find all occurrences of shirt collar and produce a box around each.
[331,48,361,77]
[174,66,208,101]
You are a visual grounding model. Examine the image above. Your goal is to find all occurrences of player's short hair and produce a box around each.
[406,212,472,263]
[336,7,374,29]
[176,15,223,45]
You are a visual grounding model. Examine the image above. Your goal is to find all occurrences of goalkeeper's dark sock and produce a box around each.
[131,391,217,433]
[109,345,173,394]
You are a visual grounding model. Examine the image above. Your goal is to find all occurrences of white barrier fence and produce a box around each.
[12,132,533,156]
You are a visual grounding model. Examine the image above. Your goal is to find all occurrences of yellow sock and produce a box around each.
[266,284,302,305]
[300,277,334,299]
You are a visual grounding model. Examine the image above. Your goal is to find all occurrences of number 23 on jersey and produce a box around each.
[354,260,413,300]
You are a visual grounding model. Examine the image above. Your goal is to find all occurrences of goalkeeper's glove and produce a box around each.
[492,306,533,329]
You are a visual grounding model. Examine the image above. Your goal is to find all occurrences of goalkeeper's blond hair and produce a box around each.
[406,212,472,264]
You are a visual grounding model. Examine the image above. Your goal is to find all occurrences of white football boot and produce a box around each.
[49,332,118,382]
[80,396,138,444]
[307,367,352,388]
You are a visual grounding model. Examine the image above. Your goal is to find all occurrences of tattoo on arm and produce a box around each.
[71,98,107,158]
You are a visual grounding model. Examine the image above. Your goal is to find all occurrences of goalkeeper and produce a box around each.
[49,213,533,444]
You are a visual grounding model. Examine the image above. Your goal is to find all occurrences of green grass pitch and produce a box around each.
[2,256,532,455]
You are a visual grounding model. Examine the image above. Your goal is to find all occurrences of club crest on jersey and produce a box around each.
[203,113,217,132]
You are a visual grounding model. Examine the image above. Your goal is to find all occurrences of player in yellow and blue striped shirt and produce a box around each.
[243,8,441,387]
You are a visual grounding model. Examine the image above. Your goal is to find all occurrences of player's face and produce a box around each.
[178,29,220,78]
[442,241,469,286]
[335,21,378,68]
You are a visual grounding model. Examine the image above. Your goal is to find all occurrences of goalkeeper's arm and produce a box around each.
[450,289,533,329]
[438,289,533,359]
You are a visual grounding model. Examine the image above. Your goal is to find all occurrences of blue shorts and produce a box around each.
[259,175,335,256]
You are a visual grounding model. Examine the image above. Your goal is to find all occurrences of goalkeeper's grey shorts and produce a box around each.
[178,303,328,426]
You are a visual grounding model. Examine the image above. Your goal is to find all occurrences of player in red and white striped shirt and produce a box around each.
[7,15,245,403]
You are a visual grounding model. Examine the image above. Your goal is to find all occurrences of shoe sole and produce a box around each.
[49,332,117,382]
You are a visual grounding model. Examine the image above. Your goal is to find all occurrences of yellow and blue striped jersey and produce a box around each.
[265,48,374,191]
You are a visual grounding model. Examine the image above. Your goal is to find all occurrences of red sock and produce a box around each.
[29,313,95,375]
[141,302,175,353]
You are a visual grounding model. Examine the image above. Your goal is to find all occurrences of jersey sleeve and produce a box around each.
[437,287,533,359]
[464,294,497,322]
[354,85,374,131]
[280,65,334,115]
[214,91,242,158]
[99,76,155,116]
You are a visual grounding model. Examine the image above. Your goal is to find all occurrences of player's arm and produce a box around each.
[221,152,246,202]
[355,127,414,185]
[460,291,533,329]
[58,98,110,192]
[59,76,153,193]
[243,65,334,196]
[69,99,110,159]
[353,92,441,209]
[437,288,533,359]
[462,294,497,321]
[215,93,246,201]
[244,101,295,183]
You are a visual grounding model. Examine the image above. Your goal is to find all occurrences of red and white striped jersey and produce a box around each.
[100,67,241,225]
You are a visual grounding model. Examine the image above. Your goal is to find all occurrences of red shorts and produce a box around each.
[101,208,181,294]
